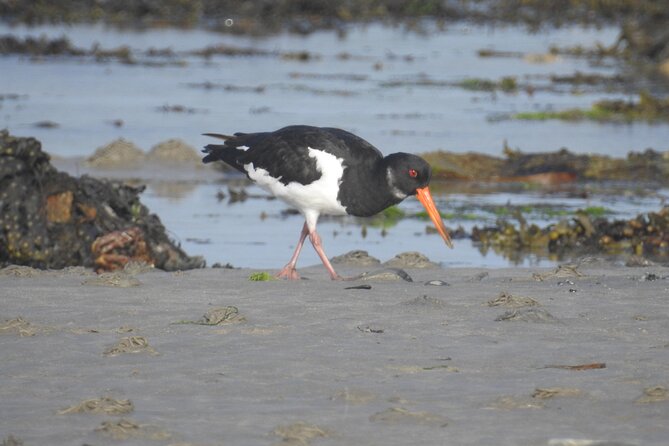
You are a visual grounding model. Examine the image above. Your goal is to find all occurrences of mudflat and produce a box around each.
[1,262,668,445]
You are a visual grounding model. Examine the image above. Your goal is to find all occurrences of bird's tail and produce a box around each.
[201,133,234,164]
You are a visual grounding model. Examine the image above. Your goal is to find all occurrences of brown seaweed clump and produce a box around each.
[0,130,204,271]
[472,207,669,261]
[422,146,669,185]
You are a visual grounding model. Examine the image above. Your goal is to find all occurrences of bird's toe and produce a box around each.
[275,266,300,280]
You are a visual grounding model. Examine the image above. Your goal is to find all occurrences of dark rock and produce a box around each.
[0,130,204,271]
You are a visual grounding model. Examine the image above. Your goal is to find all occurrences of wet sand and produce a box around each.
[1,262,668,445]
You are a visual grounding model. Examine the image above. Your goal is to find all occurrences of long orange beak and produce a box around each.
[415,186,453,249]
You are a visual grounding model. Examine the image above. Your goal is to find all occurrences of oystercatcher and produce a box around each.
[202,125,452,280]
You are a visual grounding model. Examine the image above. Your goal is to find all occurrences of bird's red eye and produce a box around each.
[408,168,418,178]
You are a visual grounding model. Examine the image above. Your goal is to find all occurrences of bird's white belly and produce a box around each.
[244,148,348,222]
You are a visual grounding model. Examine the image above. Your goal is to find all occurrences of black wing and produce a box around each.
[202,125,384,187]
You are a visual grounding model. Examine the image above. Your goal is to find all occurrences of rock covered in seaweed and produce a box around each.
[0,130,204,271]
[422,146,669,185]
[472,207,669,262]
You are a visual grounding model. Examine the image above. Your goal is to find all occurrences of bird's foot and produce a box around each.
[275,265,300,280]
[329,272,345,281]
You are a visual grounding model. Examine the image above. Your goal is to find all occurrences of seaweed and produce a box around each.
[472,206,669,262]
[513,92,669,123]
[421,145,669,184]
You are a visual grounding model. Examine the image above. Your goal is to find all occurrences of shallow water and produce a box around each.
[3,22,669,156]
[139,181,669,269]
[3,22,669,269]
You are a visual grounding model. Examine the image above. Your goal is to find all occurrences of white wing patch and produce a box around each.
[244,147,347,230]
[236,145,250,152]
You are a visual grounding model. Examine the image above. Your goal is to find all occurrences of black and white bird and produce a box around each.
[202,125,452,280]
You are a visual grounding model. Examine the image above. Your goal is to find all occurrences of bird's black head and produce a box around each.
[383,152,453,249]
[383,153,432,198]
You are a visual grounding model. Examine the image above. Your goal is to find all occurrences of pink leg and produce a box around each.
[275,222,309,280]
[308,230,342,281]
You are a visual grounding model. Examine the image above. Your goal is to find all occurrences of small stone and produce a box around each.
[357,268,413,282]
[425,279,449,286]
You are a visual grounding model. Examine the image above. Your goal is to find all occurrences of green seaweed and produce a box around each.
[581,206,611,217]
[457,76,518,93]
[365,205,405,229]
[382,205,405,220]
[514,92,669,123]
[414,210,480,221]
[248,271,274,281]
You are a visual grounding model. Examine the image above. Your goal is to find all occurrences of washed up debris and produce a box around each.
[0,317,39,337]
[82,272,141,287]
[95,418,171,441]
[542,363,606,371]
[403,295,445,308]
[369,407,448,427]
[0,131,204,271]
[635,385,669,404]
[103,336,158,356]
[487,291,539,308]
[272,422,329,445]
[198,306,246,325]
[532,388,583,399]
[176,306,246,325]
[59,397,134,415]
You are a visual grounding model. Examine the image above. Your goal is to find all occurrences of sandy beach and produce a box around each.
[2,260,668,445]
